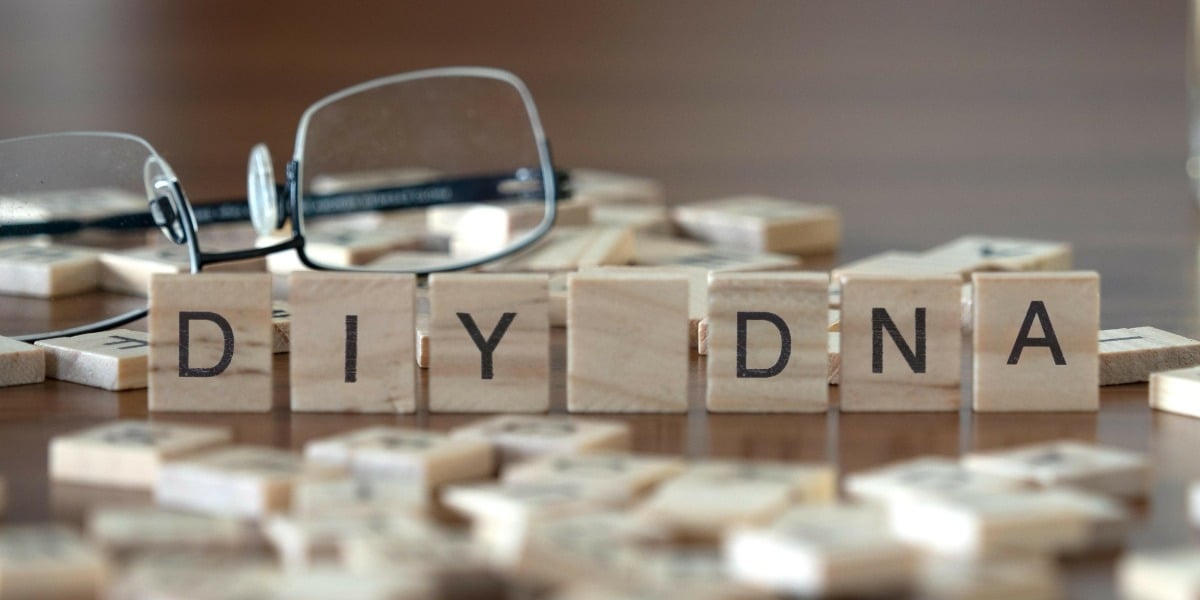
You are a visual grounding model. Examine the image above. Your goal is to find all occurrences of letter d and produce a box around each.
[178,311,235,377]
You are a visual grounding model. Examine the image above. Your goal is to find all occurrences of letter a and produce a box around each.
[736,311,791,378]
[178,311,235,377]
[1006,300,1067,365]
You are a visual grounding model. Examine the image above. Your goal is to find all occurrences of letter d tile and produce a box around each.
[149,273,273,412]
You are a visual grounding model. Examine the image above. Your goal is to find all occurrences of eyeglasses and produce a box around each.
[0,67,563,342]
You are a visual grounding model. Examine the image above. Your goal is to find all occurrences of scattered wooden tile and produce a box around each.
[429,273,549,413]
[548,272,568,328]
[502,453,685,504]
[922,235,1072,273]
[672,196,841,255]
[1038,487,1132,554]
[1149,366,1200,419]
[265,511,434,571]
[35,328,148,391]
[633,460,836,542]
[0,525,107,600]
[706,272,829,413]
[724,504,916,598]
[449,415,631,466]
[269,568,433,600]
[100,245,264,296]
[302,226,426,267]
[1099,326,1200,385]
[449,199,590,259]
[340,525,487,580]
[972,272,1100,412]
[0,243,98,298]
[917,555,1061,600]
[155,445,341,518]
[363,250,458,272]
[290,476,428,518]
[87,506,259,553]
[569,169,666,206]
[148,273,273,412]
[567,271,689,413]
[111,554,279,600]
[304,426,494,490]
[483,226,634,272]
[830,251,961,287]
[632,235,800,271]
[845,456,1025,503]
[839,274,963,412]
[289,272,415,413]
[50,420,231,489]
[697,317,708,355]
[591,203,672,235]
[827,331,841,385]
[271,300,291,354]
[962,440,1150,499]
[1117,547,1200,600]
[0,335,45,387]
[827,308,840,332]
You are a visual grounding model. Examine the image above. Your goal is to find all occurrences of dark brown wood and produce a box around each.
[0,2,1196,597]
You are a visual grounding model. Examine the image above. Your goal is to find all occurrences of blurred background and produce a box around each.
[0,0,1187,255]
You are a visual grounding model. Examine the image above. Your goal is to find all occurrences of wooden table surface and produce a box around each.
[0,2,1197,597]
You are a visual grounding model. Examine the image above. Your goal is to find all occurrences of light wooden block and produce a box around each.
[502,453,685,504]
[0,243,98,297]
[0,526,107,600]
[1036,487,1132,554]
[148,273,273,412]
[483,225,634,272]
[672,196,841,255]
[87,506,258,553]
[586,265,709,349]
[569,168,666,205]
[449,199,590,259]
[449,415,631,465]
[922,235,1072,273]
[548,272,568,328]
[0,335,45,386]
[340,525,486,577]
[706,272,829,413]
[112,554,280,600]
[291,476,427,518]
[591,203,672,235]
[827,331,841,385]
[49,419,231,489]
[962,440,1150,499]
[845,456,1024,503]
[1118,547,1200,600]
[634,460,836,542]
[271,300,291,353]
[1099,326,1200,385]
[633,235,800,271]
[724,504,916,598]
[36,328,148,391]
[917,555,1061,600]
[155,445,341,518]
[839,274,963,412]
[972,272,1099,412]
[567,271,689,412]
[289,272,415,413]
[364,250,458,272]
[264,512,434,571]
[304,426,494,490]
[830,251,961,286]
[100,245,263,296]
[1150,366,1200,418]
[302,226,425,267]
[429,273,549,413]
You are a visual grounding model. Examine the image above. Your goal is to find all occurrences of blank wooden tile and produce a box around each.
[831,251,960,287]
[0,335,45,387]
[290,476,428,518]
[502,453,685,504]
[449,199,589,259]
[0,243,98,297]
[706,272,829,413]
[156,445,342,518]
[845,456,1024,503]
[303,226,425,267]
[918,555,1061,600]
[271,300,291,354]
[567,271,689,413]
[634,460,835,542]
[1099,326,1200,385]
[633,235,800,271]
[100,245,263,296]
[672,196,841,255]
[1118,547,1200,600]
[972,272,1100,412]
[570,168,666,205]
[591,203,672,235]
[449,415,631,465]
[289,272,415,413]
[1150,366,1200,418]
[483,225,634,272]
[0,526,107,600]
[112,554,280,600]
[148,273,273,412]
[340,524,486,577]
[1037,487,1131,554]
[265,511,434,571]
[50,420,231,489]
[922,235,1072,273]
[429,273,549,413]
[87,506,258,553]
[840,274,962,412]
[304,426,494,490]
[587,265,709,350]
[36,328,148,391]
[962,440,1150,499]
[724,504,916,598]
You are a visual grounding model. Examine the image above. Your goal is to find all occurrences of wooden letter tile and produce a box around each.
[1149,366,1200,418]
[87,507,258,553]
[671,196,841,255]
[50,419,231,489]
[844,456,1023,503]
[36,328,148,391]
[0,526,107,600]
[429,273,549,413]
[567,271,689,412]
[632,235,800,271]
[1118,547,1200,600]
[289,272,415,413]
[839,274,962,412]
[917,555,1061,600]
[0,335,45,387]
[502,453,685,504]
[449,415,631,465]
[706,272,829,412]
[922,235,1072,273]
[0,243,98,298]
[972,272,1099,412]
[962,440,1150,499]
[1099,326,1200,385]
[290,476,428,518]
[100,245,262,296]
[304,426,494,490]
[148,273,273,412]
[483,225,634,272]
[569,168,666,206]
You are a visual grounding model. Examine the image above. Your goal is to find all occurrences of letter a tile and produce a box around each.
[840,274,962,411]
[429,273,549,412]
[706,272,829,412]
[972,272,1099,412]
[148,273,273,412]
[289,272,415,413]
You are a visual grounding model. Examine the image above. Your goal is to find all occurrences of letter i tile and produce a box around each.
[706,272,828,412]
